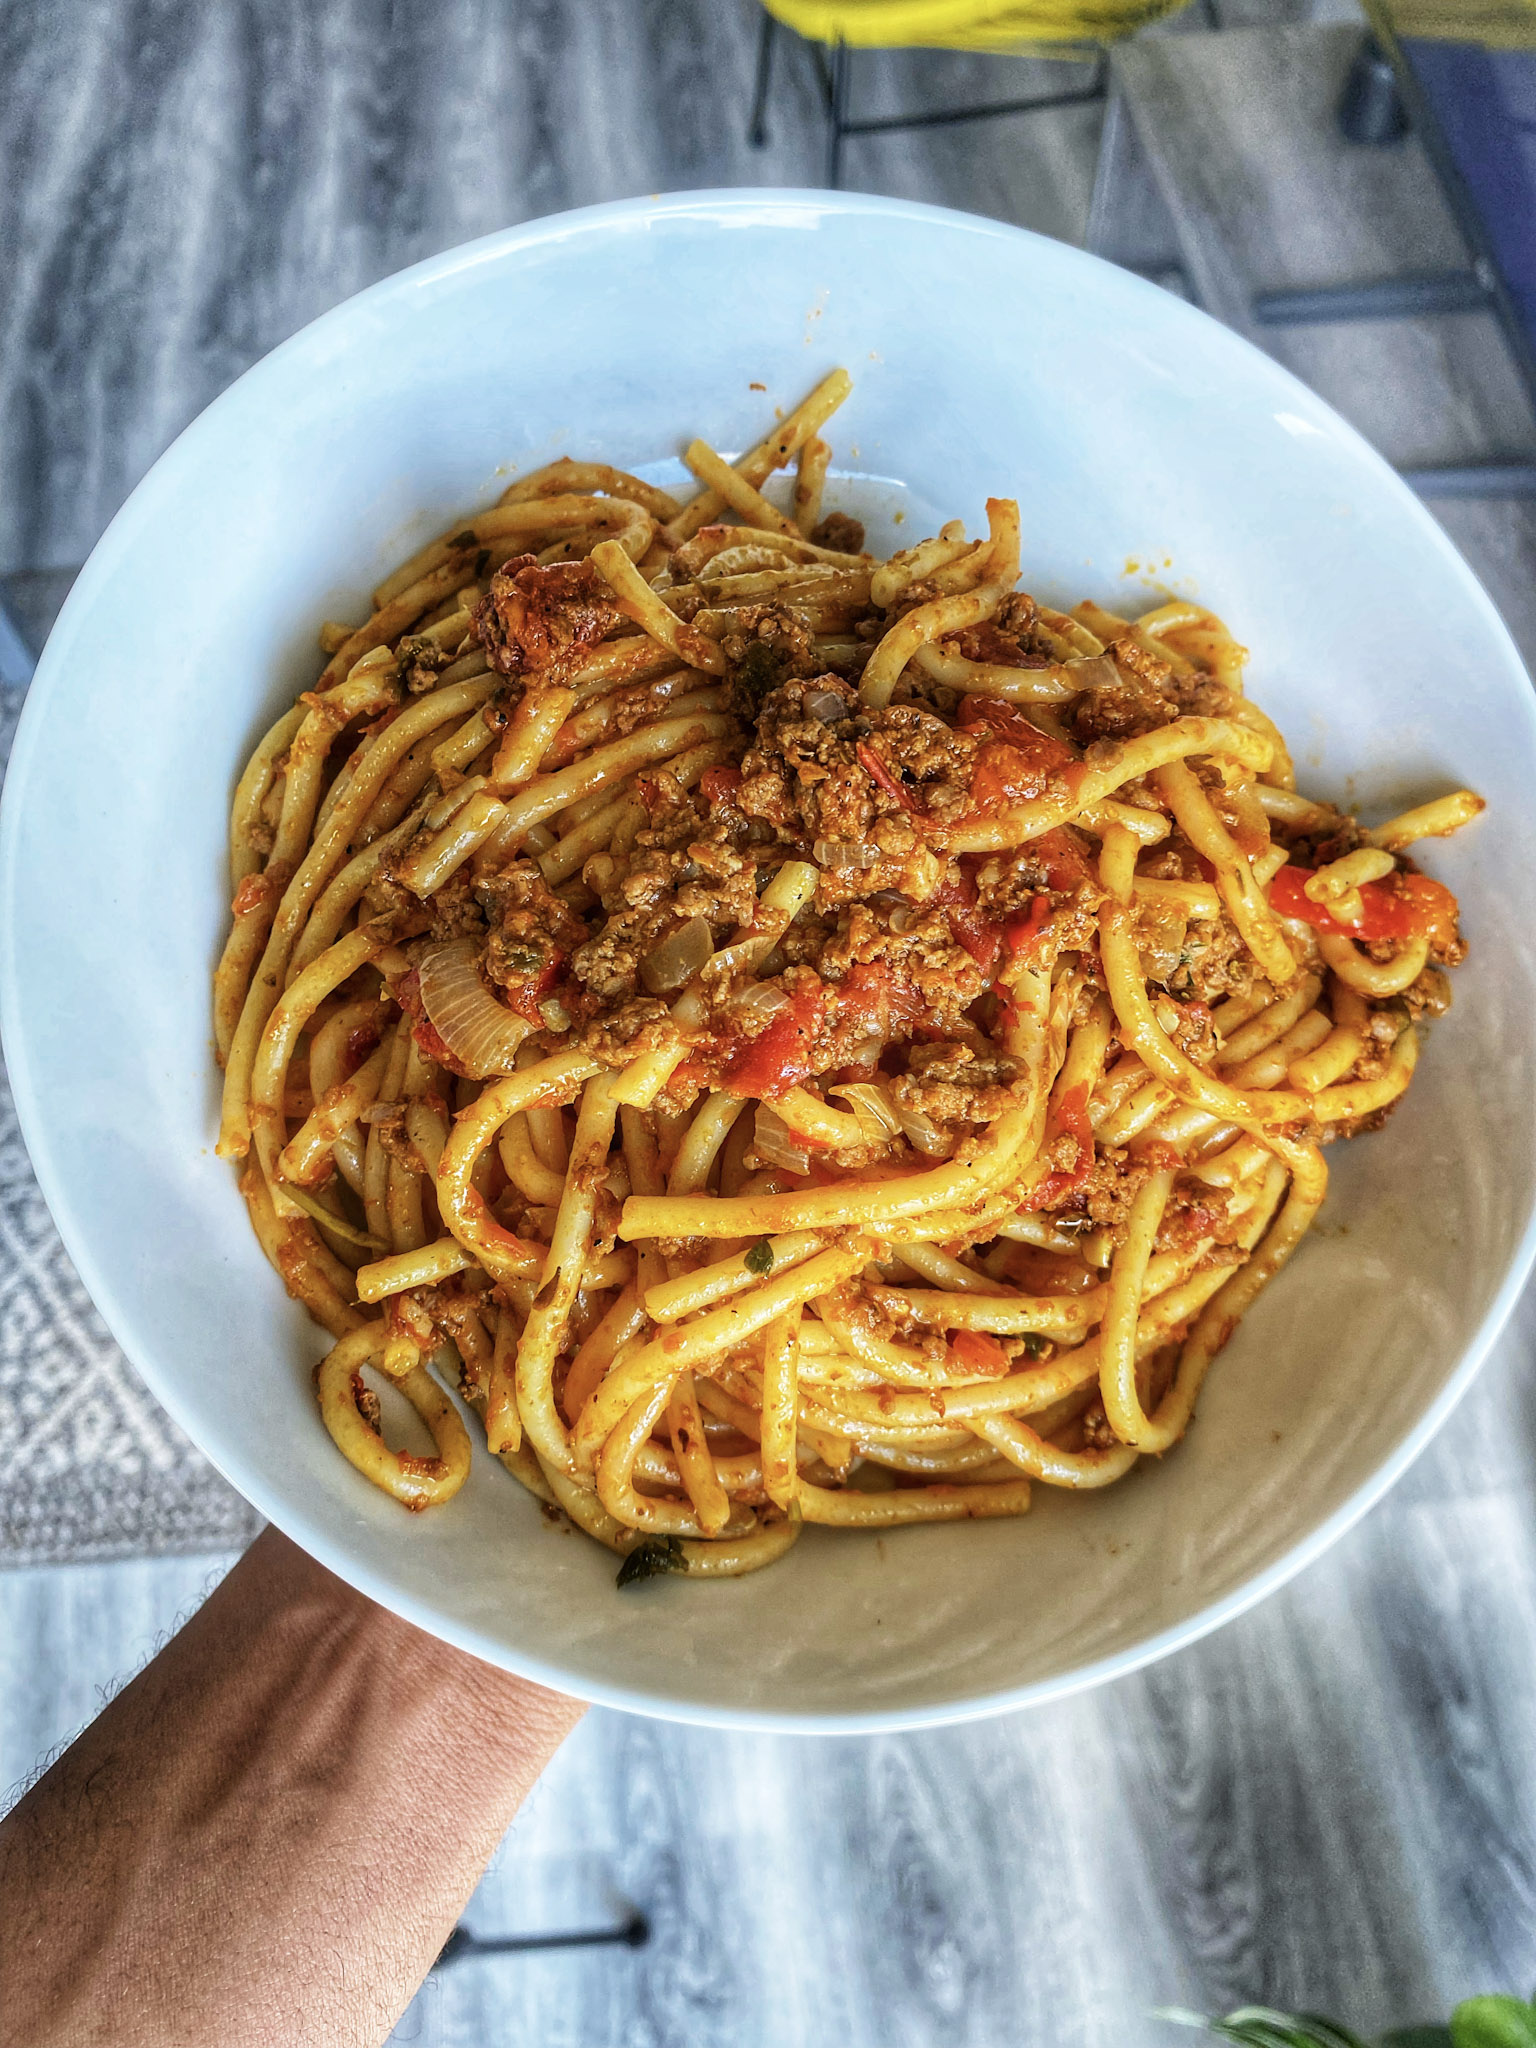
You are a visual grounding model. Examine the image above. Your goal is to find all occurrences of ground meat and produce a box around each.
[569,819,760,1008]
[395,635,455,695]
[888,1041,1021,1129]
[1401,965,1453,1019]
[818,903,987,1037]
[867,703,980,822]
[1048,1148,1153,1239]
[1164,916,1257,1007]
[1157,1184,1236,1252]
[946,594,1055,672]
[580,997,679,1068]
[1304,817,1365,867]
[810,512,865,554]
[1079,1400,1120,1449]
[719,606,824,701]
[971,829,1103,949]
[474,555,621,682]
[1068,639,1181,744]
[476,861,589,989]
[424,868,486,943]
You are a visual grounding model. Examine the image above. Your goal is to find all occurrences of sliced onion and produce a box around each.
[803,688,848,724]
[1067,654,1120,691]
[829,1082,902,1138]
[813,840,880,870]
[753,1105,811,1175]
[418,937,532,1077]
[726,980,790,1021]
[640,914,714,995]
[896,1102,951,1156]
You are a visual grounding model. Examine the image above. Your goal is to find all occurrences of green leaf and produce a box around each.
[1382,2029,1455,2048]
[615,1536,688,1588]
[744,1238,774,1275]
[1450,1998,1536,2048]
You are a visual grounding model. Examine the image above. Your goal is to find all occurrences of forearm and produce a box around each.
[0,1527,582,2048]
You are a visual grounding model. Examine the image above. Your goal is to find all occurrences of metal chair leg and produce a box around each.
[748,9,777,148]
[1338,32,1408,146]
[827,40,850,189]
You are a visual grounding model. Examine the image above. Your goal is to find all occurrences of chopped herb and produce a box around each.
[734,639,781,703]
[449,529,478,550]
[474,548,492,580]
[744,1239,774,1275]
[615,1536,688,1588]
[1021,1332,1050,1360]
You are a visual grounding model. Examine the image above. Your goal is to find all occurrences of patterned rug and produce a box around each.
[1,673,263,1564]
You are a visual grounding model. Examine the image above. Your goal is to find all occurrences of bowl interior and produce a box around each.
[5,192,1536,1730]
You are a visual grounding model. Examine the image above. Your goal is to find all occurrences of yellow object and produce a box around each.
[760,0,1188,55]
[1374,0,1536,45]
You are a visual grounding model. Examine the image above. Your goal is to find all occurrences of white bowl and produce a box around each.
[5,191,1535,1732]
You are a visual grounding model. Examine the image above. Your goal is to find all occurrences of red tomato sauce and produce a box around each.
[721,981,829,1098]
[1023,1082,1093,1211]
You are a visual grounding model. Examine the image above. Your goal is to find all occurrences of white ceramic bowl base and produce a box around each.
[5,192,1536,1732]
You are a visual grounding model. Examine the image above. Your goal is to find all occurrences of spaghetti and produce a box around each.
[216,370,1484,1584]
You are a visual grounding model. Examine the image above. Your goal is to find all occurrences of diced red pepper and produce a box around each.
[1267,864,1459,947]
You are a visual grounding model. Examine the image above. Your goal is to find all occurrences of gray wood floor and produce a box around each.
[7,2,1536,2042]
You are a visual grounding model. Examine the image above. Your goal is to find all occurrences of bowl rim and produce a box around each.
[5,185,1535,1733]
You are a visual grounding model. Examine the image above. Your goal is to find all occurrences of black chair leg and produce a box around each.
[1338,31,1409,144]
[748,9,776,148]
[827,40,850,188]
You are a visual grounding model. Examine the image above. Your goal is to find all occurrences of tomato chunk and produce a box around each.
[721,982,828,1099]
[946,1329,1011,1377]
[1002,894,1052,960]
[699,766,744,806]
[1023,1082,1093,1212]
[836,960,923,1040]
[1267,864,1459,947]
[932,870,1002,977]
[960,699,1077,814]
